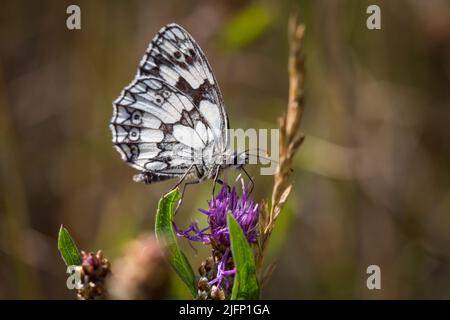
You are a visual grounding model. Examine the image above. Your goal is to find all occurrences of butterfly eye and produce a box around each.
[131,111,143,125]
[128,128,140,141]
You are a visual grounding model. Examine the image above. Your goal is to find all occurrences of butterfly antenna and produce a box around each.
[242,148,279,165]
[241,167,254,193]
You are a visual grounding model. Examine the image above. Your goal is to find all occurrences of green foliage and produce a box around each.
[155,189,197,298]
[57,225,82,267]
[228,213,260,299]
[221,4,273,49]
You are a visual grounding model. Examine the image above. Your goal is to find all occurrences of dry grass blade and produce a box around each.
[257,15,306,274]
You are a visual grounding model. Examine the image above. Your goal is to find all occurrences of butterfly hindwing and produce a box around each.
[111,76,215,176]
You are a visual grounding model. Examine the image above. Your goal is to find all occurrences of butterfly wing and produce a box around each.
[111,76,215,175]
[138,23,228,149]
[111,24,228,182]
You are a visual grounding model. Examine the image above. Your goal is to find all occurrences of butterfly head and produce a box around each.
[230,151,248,169]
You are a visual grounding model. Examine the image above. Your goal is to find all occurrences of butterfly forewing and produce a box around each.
[139,24,227,145]
[111,23,229,183]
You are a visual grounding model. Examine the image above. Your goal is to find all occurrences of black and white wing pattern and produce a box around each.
[111,23,229,183]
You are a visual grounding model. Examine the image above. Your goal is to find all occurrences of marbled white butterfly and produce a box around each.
[110,23,250,195]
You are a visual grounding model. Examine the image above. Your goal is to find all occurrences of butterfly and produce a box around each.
[110,23,252,199]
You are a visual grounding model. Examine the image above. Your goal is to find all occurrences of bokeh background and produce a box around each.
[1,0,450,299]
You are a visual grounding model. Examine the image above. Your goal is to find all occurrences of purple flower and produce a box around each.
[174,180,259,292]
[175,181,259,249]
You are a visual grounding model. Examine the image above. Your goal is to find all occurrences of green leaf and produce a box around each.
[228,213,260,299]
[57,225,82,266]
[155,189,197,297]
[221,4,273,49]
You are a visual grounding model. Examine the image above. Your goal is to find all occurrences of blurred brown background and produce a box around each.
[1,0,450,299]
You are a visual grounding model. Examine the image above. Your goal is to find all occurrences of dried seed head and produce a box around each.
[197,290,209,300]
[210,285,225,300]
[77,250,111,300]
[198,277,209,291]
[205,256,214,272]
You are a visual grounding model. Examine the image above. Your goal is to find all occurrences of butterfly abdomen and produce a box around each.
[133,172,174,184]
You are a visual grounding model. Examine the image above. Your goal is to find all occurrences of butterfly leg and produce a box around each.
[163,164,196,211]
[173,164,202,214]
[212,167,234,198]
[174,179,200,215]
[241,166,254,193]
[214,179,232,194]
[212,166,221,197]
[164,164,196,197]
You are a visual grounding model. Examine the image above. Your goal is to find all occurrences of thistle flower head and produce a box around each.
[176,181,259,251]
[204,183,259,249]
[175,180,259,298]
